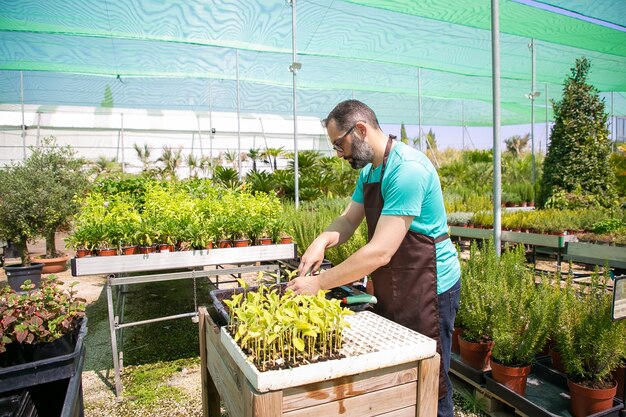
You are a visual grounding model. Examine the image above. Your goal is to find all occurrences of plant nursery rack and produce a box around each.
[71,243,297,399]
[199,307,440,417]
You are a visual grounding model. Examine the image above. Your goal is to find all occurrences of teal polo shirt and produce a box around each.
[352,141,460,294]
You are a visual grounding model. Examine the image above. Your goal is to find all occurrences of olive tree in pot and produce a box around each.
[0,159,48,290]
[26,138,89,272]
[555,270,626,417]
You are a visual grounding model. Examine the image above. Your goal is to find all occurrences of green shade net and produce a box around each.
[0,0,624,125]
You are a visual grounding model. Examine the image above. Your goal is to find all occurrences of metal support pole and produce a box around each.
[288,0,300,209]
[611,92,615,151]
[106,277,123,400]
[461,100,465,150]
[235,49,242,180]
[418,68,422,151]
[36,112,41,147]
[545,83,550,147]
[120,113,125,173]
[491,0,502,255]
[196,115,203,157]
[209,80,213,165]
[530,38,536,189]
[20,71,26,159]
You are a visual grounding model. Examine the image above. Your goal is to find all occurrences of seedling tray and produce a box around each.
[210,283,371,325]
[219,310,437,392]
[485,361,623,417]
[0,318,88,393]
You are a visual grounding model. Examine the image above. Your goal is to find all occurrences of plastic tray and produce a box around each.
[0,318,88,394]
[485,361,623,417]
[450,351,490,384]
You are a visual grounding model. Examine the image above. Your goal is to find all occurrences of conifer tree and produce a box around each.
[538,57,617,208]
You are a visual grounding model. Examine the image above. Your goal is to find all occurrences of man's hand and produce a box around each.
[297,239,327,277]
[286,275,322,295]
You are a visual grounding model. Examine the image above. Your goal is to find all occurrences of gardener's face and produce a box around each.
[327,120,373,169]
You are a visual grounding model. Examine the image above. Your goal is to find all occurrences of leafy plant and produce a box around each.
[0,276,86,353]
[222,283,353,371]
[22,137,89,258]
[489,245,551,366]
[555,269,626,385]
[458,240,499,343]
[539,57,618,208]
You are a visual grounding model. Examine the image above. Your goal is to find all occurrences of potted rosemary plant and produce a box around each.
[555,269,626,417]
[488,245,551,395]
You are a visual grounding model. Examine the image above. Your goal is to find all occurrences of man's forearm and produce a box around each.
[322,215,359,248]
[316,242,389,289]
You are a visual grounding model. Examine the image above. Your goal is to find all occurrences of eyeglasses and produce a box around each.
[330,124,356,153]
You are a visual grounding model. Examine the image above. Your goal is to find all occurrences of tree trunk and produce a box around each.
[46,229,57,258]
[16,239,30,266]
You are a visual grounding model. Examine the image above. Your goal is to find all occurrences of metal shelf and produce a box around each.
[70,243,297,399]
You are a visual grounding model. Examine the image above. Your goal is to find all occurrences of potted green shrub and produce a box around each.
[555,270,626,417]
[488,245,551,395]
[0,158,48,290]
[457,240,498,371]
[24,138,89,272]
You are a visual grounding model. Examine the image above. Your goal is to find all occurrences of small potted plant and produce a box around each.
[0,276,87,414]
[488,245,551,395]
[457,240,498,371]
[0,276,86,365]
[555,269,626,417]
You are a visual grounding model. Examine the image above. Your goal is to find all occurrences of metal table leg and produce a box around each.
[106,275,123,400]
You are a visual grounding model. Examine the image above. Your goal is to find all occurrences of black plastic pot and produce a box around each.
[3,263,44,291]
[0,318,87,417]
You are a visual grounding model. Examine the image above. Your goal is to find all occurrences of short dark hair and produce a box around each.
[323,100,381,132]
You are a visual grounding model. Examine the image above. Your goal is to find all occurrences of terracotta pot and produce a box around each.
[612,366,624,399]
[451,327,463,355]
[157,244,175,253]
[32,255,70,274]
[490,359,532,396]
[96,248,117,256]
[256,237,273,246]
[205,241,213,250]
[232,239,250,247]
[549,346,565,373]
[121,246,138,256]
[458,336,493,371]
[139,246,156,254]
[567,378,617,417]
[280,236,293,244]
[218,240,232,249]
[75,248,92,258]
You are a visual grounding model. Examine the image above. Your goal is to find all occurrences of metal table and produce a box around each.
[71,244,297,399]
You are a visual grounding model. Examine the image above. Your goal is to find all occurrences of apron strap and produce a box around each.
[434,233,449,244]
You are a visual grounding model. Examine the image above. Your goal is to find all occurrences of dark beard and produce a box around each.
[350,134,374,169]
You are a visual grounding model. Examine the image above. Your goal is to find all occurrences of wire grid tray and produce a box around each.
[341,311,435,356]
[218,310,437,392]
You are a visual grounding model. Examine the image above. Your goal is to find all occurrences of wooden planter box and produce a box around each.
[199,307,440,417]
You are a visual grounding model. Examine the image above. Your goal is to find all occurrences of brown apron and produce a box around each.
[363,137,448,398]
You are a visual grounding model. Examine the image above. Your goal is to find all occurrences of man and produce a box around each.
[287,100,461,417]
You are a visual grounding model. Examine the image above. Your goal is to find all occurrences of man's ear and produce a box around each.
[355,121,368,137]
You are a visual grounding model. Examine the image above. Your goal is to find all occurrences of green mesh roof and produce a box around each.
[0,0,624,125]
